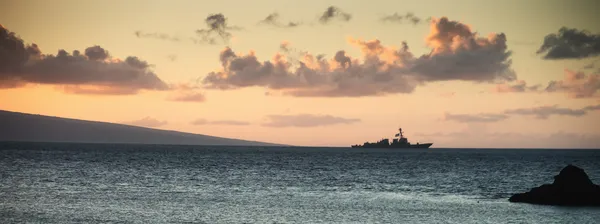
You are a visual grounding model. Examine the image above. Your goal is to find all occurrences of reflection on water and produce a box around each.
[1,142,599,223]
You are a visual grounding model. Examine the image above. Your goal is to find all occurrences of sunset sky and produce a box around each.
[1,0,599,148]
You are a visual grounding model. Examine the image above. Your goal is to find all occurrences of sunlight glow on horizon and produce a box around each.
[1,0,599,148]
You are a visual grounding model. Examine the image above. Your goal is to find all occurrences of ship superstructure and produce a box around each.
[351,128,433,148]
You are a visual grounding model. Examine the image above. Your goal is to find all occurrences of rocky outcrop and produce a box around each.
[509,164,600,206]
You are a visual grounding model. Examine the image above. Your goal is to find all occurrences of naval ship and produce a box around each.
[351,128,433,148]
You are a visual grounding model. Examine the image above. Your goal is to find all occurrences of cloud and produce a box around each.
[544,69,599,98]
[200,17,516,97]
[59,85,140,95]
[443,112,509,123]
[496,69,600,98]
[495,80,541,93]
[0,24,170,94]
[123,117,168,128]
[443,104,600,123]
[261,114,360,127]
[504,105,589,119]
[168,92,206,102]
[190,118,250,126]
[319,6,352,24]
[0,78,26,88]
[380,12,428,25]
[195,13,242,45]
[536,27,600,60]
[134,14,243,46]
[583,104,600,111]
[166,83,206,102]
[258,13,300,28]
[134,31,213,46]
[416,17,514,82]
[134,31,180,42]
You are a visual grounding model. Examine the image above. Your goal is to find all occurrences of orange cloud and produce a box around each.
[201,17,516,97]
[496,69,599,99]
[546,69,600,98]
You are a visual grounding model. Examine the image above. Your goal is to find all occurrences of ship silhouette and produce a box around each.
[351,128,433,148]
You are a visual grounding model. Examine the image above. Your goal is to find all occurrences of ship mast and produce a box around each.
[395,127,404,139]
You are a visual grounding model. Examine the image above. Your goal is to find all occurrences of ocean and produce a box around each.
[1,142,599,223]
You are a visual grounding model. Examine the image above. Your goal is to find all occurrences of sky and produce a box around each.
[1,0,599,148]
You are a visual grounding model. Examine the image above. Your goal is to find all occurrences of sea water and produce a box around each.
[1,142,599,223]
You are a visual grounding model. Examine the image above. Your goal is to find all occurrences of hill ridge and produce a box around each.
[0,109,285,146]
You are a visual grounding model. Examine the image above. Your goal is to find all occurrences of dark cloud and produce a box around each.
[261,114,360,127]
[0,24,170,94]
[537,27,600,60]
[319,6,352,24]
[443,104,599,123]
[258,13,300,28]
[380,12,426,25]
[190,119,250,126]
[201,17,516,97]
[0,25,37,74]
[443,112,509,123]
[123,117,168,128]
[134,31,180,42]
[0,78,26,88]
[196,13,242,45]
[84,45,110,61]
[203,47,308,90]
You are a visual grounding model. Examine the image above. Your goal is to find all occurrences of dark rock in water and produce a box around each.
[509,164,600,206]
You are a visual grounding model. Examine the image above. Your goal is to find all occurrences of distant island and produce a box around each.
[0,110,284,146]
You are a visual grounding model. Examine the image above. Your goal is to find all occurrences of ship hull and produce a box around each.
[351,143,433,149]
